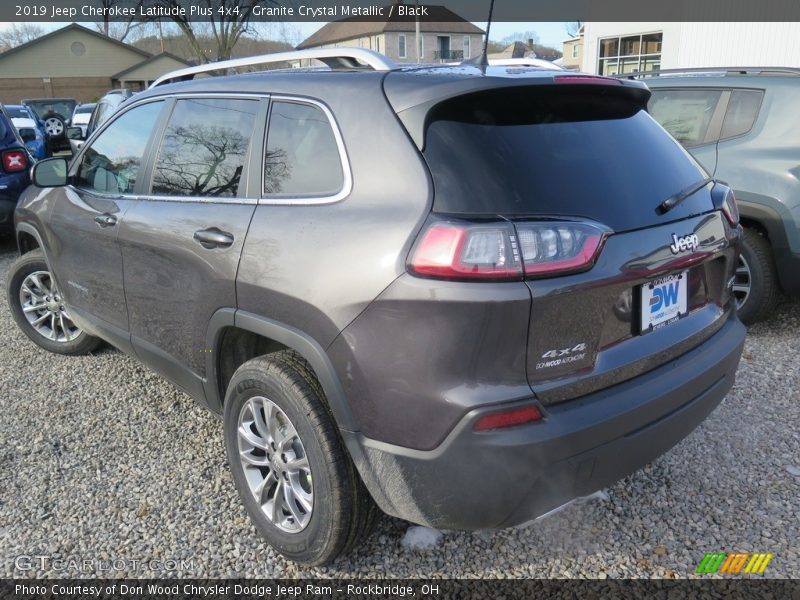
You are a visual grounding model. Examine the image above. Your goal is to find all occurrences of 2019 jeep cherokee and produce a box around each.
[7,49,745,565]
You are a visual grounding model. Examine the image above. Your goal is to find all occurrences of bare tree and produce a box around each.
[0,23,45,51]
[565,21,583,37]
[93,0,147,42]
[154,0,278,63]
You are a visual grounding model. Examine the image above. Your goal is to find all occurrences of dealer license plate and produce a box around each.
[640,271,688,333]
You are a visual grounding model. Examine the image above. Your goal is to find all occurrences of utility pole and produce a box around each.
[415,0,420,63]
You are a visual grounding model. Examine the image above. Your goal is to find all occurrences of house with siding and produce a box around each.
[297,6,484,64]
[0,23,188,103]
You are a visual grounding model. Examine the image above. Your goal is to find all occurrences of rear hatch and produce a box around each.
[399,75,739,405]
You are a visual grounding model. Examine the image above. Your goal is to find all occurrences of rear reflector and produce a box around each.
[2,150,27,173]
[554,75,622,85]
[474,405,543,431]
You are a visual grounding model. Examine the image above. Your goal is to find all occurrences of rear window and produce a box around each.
[24,100,77,120]
[423,87,708,231]
[7,107,30,119]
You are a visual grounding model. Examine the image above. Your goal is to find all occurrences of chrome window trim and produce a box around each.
[258,95,353,206]
[72,93,266,205]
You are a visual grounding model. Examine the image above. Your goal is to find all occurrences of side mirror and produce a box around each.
[32,157,69,187]
[19,129,36,143]
[66,126,84,140]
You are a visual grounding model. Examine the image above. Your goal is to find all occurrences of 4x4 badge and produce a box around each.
[669,233,699,254]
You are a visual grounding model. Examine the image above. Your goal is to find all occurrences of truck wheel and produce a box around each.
[223,351,377,565]
[7,250,102,355]
[734,228,781,325]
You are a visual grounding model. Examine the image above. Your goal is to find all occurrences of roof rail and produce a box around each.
[149,48,396,88]
[487,58,564,70]
[614,66,800,80]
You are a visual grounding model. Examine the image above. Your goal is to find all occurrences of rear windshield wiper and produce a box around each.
[657,177,714,215]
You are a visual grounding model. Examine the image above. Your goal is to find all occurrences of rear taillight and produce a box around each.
[515,221,607,277]
[409,220,608,281]
[474,405,543,431]
[721,189,739,226]
[408,222,523,280]
[2,150,27,173]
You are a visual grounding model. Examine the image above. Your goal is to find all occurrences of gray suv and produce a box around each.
[636,67,800,324]
[7,49,745,565]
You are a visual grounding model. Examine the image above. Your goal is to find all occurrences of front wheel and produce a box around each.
[223,351,377,565]
[7,250,102,355]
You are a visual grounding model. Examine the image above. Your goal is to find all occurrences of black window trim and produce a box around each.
[258,94,352,206]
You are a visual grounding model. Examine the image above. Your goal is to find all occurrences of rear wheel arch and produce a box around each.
[205,310,358,432]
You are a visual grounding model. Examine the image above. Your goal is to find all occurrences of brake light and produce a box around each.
[408,222,523,280]
[409,220,608,281]
[474,405,543,431]
[515,222,608,277]
[554,75,622,85]
[2,150,27,173]
[721,189,739,226]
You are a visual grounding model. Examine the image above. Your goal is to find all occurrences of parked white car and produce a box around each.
[71,103,96,138]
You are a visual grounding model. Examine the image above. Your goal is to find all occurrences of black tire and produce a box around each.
[736,228,781,326]
[224,351,377,565]
[7,250,102,355]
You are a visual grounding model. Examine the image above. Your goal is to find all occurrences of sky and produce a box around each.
[0,21,572,49]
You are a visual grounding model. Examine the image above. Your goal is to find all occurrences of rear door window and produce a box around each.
[648,89,723,147]
[720,89,763,140]
[151,97,259,198]
[263,100,344,197]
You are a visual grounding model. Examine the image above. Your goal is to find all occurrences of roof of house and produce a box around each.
[111,52,190,79]
[297,6,484,49]
[0,23,152,63]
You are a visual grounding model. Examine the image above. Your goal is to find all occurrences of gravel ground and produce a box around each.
[0,236,798,579]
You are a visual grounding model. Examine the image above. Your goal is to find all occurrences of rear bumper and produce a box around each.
[345,313,745,529]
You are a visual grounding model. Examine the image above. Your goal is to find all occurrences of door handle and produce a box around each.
[193,227,234,249]
[94,213,117,227]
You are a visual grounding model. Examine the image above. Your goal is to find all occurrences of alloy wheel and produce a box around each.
[733,254,752,310]
[237,396,313,533]
[19,270,81,343]
[44,117,64,136]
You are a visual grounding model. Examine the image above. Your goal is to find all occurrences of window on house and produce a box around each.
[598,32,661,76]
[463,35,470,59]
[398,34,406,58]
[572,43,579,58]
[263,101,344,197]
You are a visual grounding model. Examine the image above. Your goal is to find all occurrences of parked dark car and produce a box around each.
[0,104,32,235]
[21,97,77,155]
[634,67,800,324]
[7,50,745,565]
